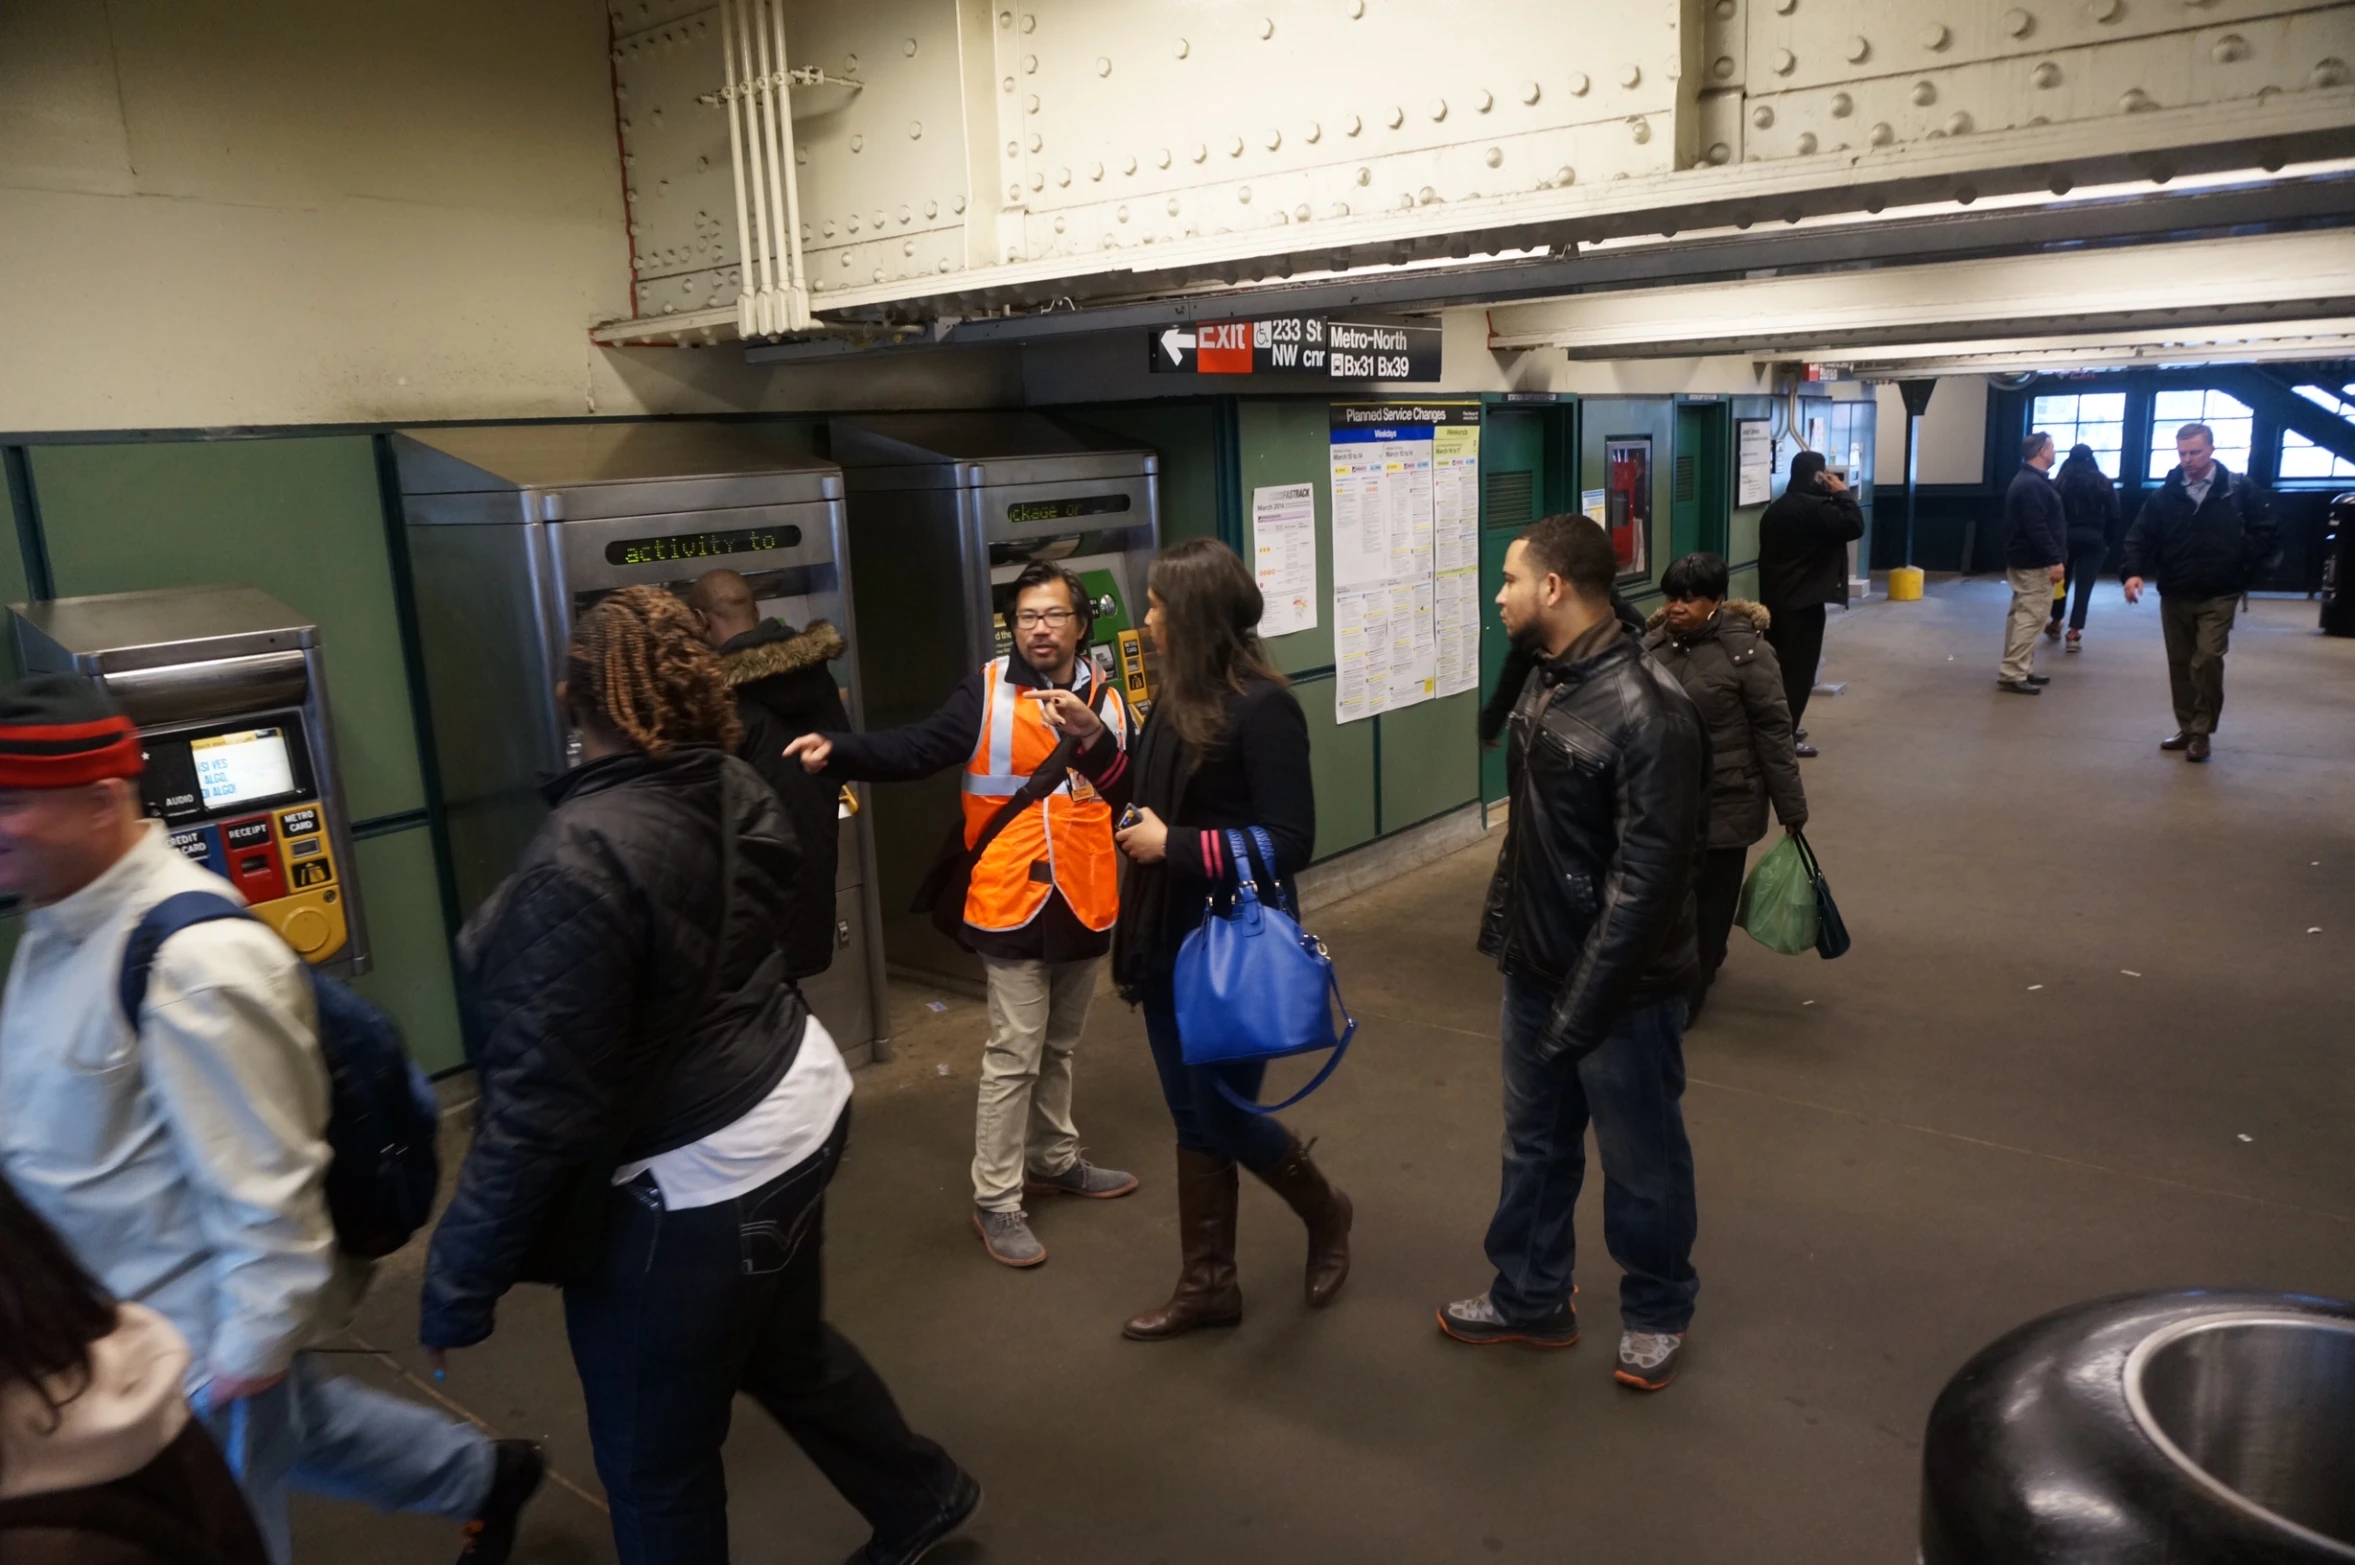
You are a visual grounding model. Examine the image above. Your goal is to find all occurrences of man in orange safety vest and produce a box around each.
[786,562,1140,1267]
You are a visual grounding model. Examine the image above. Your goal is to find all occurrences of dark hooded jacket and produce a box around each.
[1480,619,1710,1061]
[422,746,808,1349]
[2119,462,2279,601]
[1757,452,1864,609]
[1642,600,1807,850]
[2003,462,2067,571]
[2054,445,2123,557]
[719,618,851,979]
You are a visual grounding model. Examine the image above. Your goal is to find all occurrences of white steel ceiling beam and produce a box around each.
[1482,229,2355,357]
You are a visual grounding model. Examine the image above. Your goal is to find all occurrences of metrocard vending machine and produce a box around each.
[11,585,368,972]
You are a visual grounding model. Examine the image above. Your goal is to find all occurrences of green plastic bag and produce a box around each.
[1737,834,1821,956]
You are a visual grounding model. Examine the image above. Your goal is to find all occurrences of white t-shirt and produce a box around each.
[613,1015,853,1209]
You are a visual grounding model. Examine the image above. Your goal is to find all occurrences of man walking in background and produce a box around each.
[1756,451,1862,757]
[0,675,541,1565]
[786,563,1140,1268]
[2120,422,2279,762]
[689,567,854,981]
[1997,432,2066,696]
[1440,515,1710,1393]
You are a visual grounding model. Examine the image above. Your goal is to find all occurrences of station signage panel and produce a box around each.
[1151,316,1440,381]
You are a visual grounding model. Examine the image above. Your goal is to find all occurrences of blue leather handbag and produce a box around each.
[1174,827,1355,1114]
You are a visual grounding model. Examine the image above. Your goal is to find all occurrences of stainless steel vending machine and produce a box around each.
[11,585,369,973]
[392,423,890,1064]
[829,413,1161,988]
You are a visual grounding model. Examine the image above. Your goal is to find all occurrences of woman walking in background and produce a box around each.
[2051,444,2123,653]
[0,1177,268,1565]
[1641,553,1808,1023]
[422,587,974,1565]
[1037,538,1352,1341]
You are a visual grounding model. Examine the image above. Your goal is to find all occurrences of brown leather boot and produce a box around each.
[1253,1133,1354,1307]
[1122,1149,1243,1340]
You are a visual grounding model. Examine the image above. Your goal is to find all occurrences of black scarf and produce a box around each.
[1110,703,1197,998]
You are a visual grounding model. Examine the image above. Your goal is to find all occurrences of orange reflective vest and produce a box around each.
[961,657,1131,933]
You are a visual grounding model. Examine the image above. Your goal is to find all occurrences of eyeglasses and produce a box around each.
[1014,608,1077,628]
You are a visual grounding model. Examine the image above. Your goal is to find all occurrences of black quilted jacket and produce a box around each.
[1480,624,1710,1060]
[421,745,806,1349]
[1641,600,1807,851]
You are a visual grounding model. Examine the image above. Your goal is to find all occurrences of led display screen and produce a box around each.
[604,524,802,566]
[191,728,299,810]
[1005,494,1132,525]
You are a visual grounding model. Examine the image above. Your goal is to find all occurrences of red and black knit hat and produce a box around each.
[0,675,144,788]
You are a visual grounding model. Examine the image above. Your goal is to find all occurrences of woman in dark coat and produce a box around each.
[1642,554,1809,1021]
[1756,451,1863,756]
[421,587,974,1565]
[1039,538,1352,1341]
[2050,444,2123,652]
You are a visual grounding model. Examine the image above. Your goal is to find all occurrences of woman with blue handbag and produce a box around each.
[1036,538,1353,1341]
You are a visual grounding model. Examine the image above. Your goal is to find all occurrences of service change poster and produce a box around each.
[1329,402,1480,723]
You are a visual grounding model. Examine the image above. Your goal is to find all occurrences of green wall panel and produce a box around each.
[347,826,466,1075]
[1378,689,1477,832]
[1295,672,1376,861]
[1236,400,1336,676]
[1060,402,1223,545]
[27,438,426,823]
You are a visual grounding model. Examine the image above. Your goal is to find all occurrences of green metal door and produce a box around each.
[1479,409,1549,803]
[1672,402,1732,563]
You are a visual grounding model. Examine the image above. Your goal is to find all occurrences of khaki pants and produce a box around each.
[973,954,1100,1211]
[1999,566,2052,683]
[2160,593,2236,736]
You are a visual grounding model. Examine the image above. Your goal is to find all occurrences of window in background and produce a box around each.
[2148,389,2254,479]
[2028,391,2126,476]
[2278,385,2355,481]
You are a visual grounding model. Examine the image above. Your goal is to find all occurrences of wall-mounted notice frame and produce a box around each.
[1328,401,1480,724]
[1604,437,1652,578]
[1251,482,1319,637]
[1737,418,1774,507]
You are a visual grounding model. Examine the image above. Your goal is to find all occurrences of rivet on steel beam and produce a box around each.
[1157,147,1174,167]
[1619,65,1641,88]
[1431,98,1449,121]
[1911,79,1937,105]
[2004,9,2034,38]
[1228,135,1245,156]
[1167,197,1181,215]
[1028,133,1043,152]
[1238,186,1252,203]
[1029,171,1045,189]
[1569,72,1591,95]
[910,121,923,139]
[1348,0,1365,15]
[1522,80,1542,104]
[1714,0,1735,16]
[1774,48,1797,74]
[1796,131,1818,153]
[2118,87,2154,110]
[823,219,837,236]
[1387,105,1406,128]
[1346,113,1364,134]
[1192,142,1208,161]
[1305,121,1323,143]
[1123,154,1138,174]
[1009,183,1022,200]
[904,239,917,254]
[1707,142,1731,164]
[1265,128,1283,149]
[1057,167,1071,185]
[1751,104,1774,128]
[1921,24,1950,49]
[1775,0,1795,12]
[1555,165,1575,185]
[1003,76,1015,93]
[1355,165,1371,184]
[1023,54,1037,72]
[2032,60,2062,87]
[1175,38,1190,58]
[1026,94,1040,112]
[2088,0,2121,22]
[1869,121,1894,145]
[1713,56,1735,79]
[939,258,952,272]
[848,214,861,231]
[1020,13,1035,32]
[850,135,864,152]
[2315,58,2351,88]
[1097,56,1112,75]
[999,10,1012,28]
[1117,204,1130,221]
[1844,36,1868,63]
[1259,18,1275,39]
[1053,215,1066,231]
[1090,161,1105,180]
[1418,185,1437,204]
[1630,116,1652,143]
[954,195,967,212]
[1477,89,1494,112]
[1294,203,1312,220]
[1485,145,1503,166]
[1946,111,1973,135]
[2211,34,2247,63]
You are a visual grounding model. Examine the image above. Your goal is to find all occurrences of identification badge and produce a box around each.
[1069,774,1097,801]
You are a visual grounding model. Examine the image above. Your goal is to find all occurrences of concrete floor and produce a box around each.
[302,579,2355,1565]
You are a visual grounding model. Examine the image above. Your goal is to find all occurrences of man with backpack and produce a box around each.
[0,675,543,1565]
[785,562,1141,1268]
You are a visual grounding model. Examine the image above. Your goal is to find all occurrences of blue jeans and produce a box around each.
[1485,973,1699,1333]
[562,1107,960,1565]
[196,1354,495,1565]
[1141,982,1291,1171]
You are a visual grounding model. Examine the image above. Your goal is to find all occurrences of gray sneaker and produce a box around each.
[972,1207,1046,1268]
[1023,1158,1139,1200]
[1615,1329,1686,1391]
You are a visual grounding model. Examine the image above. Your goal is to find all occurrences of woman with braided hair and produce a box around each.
[422,587,978,1565]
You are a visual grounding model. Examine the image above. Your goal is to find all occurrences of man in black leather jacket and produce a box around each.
[1439,514,1711,1394]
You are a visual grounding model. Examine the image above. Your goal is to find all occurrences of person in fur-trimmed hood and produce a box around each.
[1642,554,1808,1020]
[688,569,853,980]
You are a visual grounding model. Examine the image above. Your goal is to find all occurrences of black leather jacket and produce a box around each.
[1479,626,1711,1059]
[422,745,807,1349]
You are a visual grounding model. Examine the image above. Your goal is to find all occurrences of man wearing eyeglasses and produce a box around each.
[785,562,1140,1268]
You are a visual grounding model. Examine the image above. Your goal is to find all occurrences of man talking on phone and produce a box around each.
[785,563,1140,1267]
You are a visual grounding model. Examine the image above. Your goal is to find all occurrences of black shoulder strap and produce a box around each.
[964,671,1117,865]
